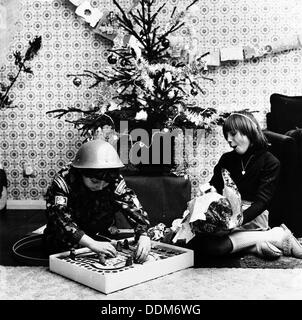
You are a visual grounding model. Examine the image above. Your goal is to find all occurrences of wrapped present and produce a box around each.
[221,168,242,228]
[172,214,195,244]
[147,222,180,244]
[94,10,119,42]
[147,223,167,241]
[192,168,243,233]
[173,169,243,243]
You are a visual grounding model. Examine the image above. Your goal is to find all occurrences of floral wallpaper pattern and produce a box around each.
[1,0,302,200]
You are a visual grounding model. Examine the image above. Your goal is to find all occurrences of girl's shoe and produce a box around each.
[256,241,282,260]
[281,224,302,259]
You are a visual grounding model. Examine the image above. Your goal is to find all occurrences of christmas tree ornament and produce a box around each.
[119,58,128,67]
[107,11,115,23]
[190,87,199,96]
[107,53,117,64]
[73,77,82,87]
[128,35,143,59]
[135,110,148,121]
[161,37,170,49]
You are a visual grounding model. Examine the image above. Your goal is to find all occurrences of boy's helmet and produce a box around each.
[71,139,124,169]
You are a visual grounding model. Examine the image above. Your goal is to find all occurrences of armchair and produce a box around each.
[267,93,302,134]
[265,93,302,236]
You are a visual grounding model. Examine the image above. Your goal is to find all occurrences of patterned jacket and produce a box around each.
[43,166,150,252]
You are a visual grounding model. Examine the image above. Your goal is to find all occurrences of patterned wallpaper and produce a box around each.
[1,0,302,201]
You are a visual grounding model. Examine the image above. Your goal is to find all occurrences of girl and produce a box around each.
[188,111,302,260]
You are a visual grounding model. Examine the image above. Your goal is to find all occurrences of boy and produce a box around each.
[43,139,151,263]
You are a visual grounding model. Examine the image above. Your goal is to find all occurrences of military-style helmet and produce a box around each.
[71,139,124,169]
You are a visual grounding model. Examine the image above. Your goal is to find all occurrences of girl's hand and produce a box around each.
[134,235,151,263]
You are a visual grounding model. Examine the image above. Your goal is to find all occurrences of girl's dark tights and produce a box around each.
[187,233,233,256]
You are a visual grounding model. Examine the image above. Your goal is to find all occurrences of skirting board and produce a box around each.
[7,200,46,210]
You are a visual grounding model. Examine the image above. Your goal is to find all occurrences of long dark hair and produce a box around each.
[223,111,268,150]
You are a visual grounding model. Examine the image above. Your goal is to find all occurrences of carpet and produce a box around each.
[2,265,302,300]
[240,254,302,268]
[194,253,302,269]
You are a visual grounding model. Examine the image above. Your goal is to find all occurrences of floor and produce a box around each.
[0,209,241,268]
[2,264,302,300]
[2,210,302,301]
[0,209,249,269]
[0,209,47,266]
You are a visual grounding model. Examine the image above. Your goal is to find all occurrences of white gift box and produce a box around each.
[69,0,86,6]
[204,50,221,67]
[270,35,301,53]
[75,1,103,27]
[220,46,244,61]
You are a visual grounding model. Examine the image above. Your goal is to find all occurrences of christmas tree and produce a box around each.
[48,0,229,140]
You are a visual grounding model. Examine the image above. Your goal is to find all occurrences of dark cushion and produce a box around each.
[267,93,302,134]
[286,128,302,173]
[263,130,299,230]
[263,130,298,179]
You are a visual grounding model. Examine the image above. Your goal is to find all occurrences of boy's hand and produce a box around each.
[89,240,117,257]
[134,235,151,263]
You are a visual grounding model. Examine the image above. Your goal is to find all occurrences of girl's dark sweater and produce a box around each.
[209,147,280,224]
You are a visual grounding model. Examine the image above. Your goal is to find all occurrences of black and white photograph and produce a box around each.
[1,0,302,306]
